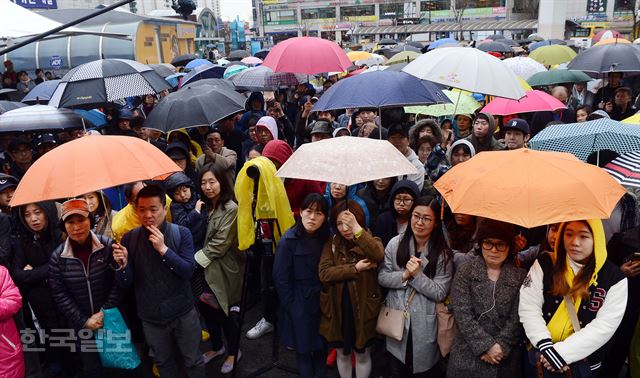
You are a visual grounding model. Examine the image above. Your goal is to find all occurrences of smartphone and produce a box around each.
[632,252,640,261]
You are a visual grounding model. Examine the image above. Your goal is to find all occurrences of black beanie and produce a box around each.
[475,218,516,246]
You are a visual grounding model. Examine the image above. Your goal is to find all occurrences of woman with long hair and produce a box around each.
[82,191,117,238]
[519,219,628,375]
[318,200,384,378]
[378,196,453,377]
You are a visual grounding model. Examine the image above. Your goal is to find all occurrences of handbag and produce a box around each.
[95,307,141,370]
[376,288,416,342]
[436,301,456,357]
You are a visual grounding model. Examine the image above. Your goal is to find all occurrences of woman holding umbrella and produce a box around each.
[519,219,628,375]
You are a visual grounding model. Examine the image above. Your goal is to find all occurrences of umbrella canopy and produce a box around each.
[363,65,388,73]
[476,41,512,53]
[529,118,640,161]
[355,53,386,67]
[529,45,577,65]
[594,37,631,47]
[427,37,458,50]
[48,59,170,109]
[566,42,640,77]
[386,62,409,71]
[311,71,449,111]
[434,148,625,228]
[21,80,61,105]
[180,64,226,87]
[390,44,421,54]
[604,151,640,188]
[241,56,263,65]
[529,39,566,51]
[254,49,270,60]
[230,66,306,92]
[223,65,249,79]
[502,57,546,80]
[622,113,640,124]
[406,41,424,49]
[495,39,519,47]
[171,53,198,66]
[185,59,212,71]
[179,78,235,91]
[217,58,231,66]
[148,64,175,78]
[143,85,246,132]
[165,72,186,88]
[276,136,417,186]
[386,51,420,65]
[263,37,352,75]
[74,109,106,127]
[481,90,567,116]
[485,34,504,40]
[347,51,372,62]
[0,105,90,133]
[0,100,27,114]
[593,29,622,43]
[527,69,592,86]
[402,47,525,100]
[404,89,480,117]
[10,135,181,207]
[229,50,250,60]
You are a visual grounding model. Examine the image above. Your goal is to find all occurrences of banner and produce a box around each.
[12,0,57,9]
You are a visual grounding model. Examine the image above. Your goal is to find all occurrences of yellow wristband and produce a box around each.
[354,228,364,239]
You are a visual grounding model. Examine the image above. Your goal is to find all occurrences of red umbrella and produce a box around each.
[481,90,567,116]
[263,37,352,75]
[593,29,622,43]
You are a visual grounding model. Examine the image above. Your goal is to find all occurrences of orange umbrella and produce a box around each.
[594,37,631,47]
[434,149,625,228]
[10,135,181,207]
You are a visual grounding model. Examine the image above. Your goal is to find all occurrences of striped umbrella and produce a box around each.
[605,151,640,188]
[529,118,640,161]
[230,66,306,91]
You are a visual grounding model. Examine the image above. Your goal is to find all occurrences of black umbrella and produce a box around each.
[486,34,505,40]
[47,59,170,109]
[0,101,27,114]
[477,41,512,53]
[180,78,236,91]
[22,80,61,105]
[390,44,421,53]
[567,42,640,77]
[254,49,270,60]
[0,88,20,101]
[180,64,227,87]
[143,86,246,132]
[228,50,249,61]
[379,38,397,45]
[0,105,90,133]
[495,39,519,47]
[374,48,395,59]
[405,41,424,49]
[149,64,176,78]
[385,62,409,71]
[171,53,198,66]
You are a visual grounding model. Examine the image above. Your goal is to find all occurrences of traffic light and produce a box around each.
[172,0,196,20]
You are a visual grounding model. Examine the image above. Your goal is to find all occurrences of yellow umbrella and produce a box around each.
[594,37,631,47]
[386,51,420,65]
[518,77,532,91]
[529,45,577,66]
[623,113,640,124]
[347,51,372,62]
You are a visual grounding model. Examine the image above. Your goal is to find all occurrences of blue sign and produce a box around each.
[12,0,57,9]
[49,55,63,69]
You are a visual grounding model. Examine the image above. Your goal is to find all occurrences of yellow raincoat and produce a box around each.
[110,196,173,242]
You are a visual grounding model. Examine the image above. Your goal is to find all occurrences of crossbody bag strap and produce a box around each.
[563,294,582,332]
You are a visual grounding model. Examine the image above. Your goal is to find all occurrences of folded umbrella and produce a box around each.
[481,90,567,116]
[529,118,640,161]
[21,80,61,105]
[434,149,625,228]
[276,136,417,186]
[527,69,592,87]
[605,151,640,188]
[567,42,640,77]
[10,135,182,207]
[311,71,449,111]
[143,85,246,133]
[0,105,90,133]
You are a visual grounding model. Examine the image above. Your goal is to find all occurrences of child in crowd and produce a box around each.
[164,172,206,251]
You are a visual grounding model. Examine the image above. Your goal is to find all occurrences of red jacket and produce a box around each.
[0,265,24,378]
[285,178,326,218]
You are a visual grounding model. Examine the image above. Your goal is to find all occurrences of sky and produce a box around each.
[219,0,253,22]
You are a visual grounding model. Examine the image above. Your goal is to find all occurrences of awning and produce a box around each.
[354,19,537,35]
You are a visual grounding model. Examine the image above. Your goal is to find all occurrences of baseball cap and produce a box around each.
[35,133,58,147]
[61,199,90,221]
[0,174,18,193]
[165,142,189,160]
[502,118,530,135]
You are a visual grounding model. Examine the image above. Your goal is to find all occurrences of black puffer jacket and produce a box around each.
[49,232,120,330]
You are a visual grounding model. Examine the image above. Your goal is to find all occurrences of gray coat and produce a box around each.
[378,234,453,373]
[447,256,526,378]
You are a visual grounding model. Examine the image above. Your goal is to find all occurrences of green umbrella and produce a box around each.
[529,45,577,65]
[405,89,480,116]
[386,51,420,65]
[527,69,592,87]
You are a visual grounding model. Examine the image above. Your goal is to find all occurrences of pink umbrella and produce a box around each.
[241,56,263,65]
[263,37,353,75]
[481,90,567,116]
[593,29,622,43]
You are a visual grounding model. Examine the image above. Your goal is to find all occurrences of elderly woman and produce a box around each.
[49,199,121,377]
[447,218,526,378]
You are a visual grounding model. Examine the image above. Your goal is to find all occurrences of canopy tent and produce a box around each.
[0,0,128,48]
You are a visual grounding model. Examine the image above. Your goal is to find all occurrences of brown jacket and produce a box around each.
[318,230,384,349]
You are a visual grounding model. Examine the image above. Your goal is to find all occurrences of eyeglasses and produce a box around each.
[394,197,414,205]
[412,213,433,224]
[481,240,509,252]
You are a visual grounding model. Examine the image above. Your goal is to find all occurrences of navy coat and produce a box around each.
[273,226,327,353]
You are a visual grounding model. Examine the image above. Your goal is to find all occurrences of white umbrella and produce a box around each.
[363,65,388,73]
[402,47,526,100]
[502,57,547,80]
[355,54,386,67]
[276,136,417,186]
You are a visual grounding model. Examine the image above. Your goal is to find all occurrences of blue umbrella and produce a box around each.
[180,64,226,87]
[185,59,212,71]
[312,71,450,111]
[165,73,186,88]
[74,109,107,127]
[21,80,61,105]
[428,38,458,50]
[529,39,566,51]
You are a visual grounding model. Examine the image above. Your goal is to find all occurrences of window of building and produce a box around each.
[301,7,336,20]
[420,0,449,12]
[341,5,375,20]
[380,3,405,19]
[264,10,297,24]
[614,0,634,13]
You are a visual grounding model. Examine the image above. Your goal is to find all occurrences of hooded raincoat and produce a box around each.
[463,112,504,153]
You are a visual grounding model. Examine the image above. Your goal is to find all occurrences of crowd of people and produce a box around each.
[0,39,639,378]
